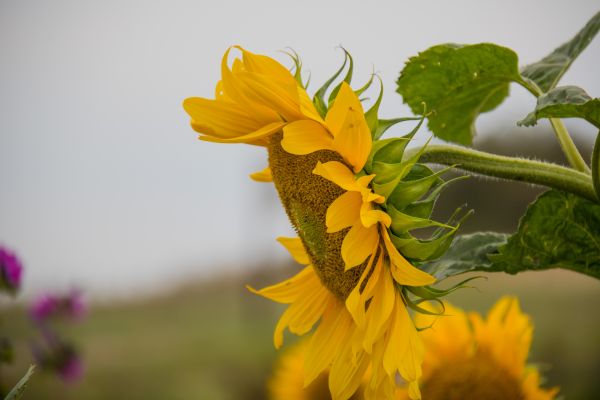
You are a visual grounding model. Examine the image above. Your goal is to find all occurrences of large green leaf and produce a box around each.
[397,43,522,145]
[419,232,508,280]
[489,190,600,279]
[518,86,600,128]
[521,11,600,93]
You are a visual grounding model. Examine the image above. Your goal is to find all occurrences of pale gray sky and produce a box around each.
[1,0,599,297]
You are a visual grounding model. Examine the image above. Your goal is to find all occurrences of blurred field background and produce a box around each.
[3,269,600,399]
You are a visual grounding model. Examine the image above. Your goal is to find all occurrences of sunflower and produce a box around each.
[184,47,464,400]
[395,297,559,400]
[268,339,380,400]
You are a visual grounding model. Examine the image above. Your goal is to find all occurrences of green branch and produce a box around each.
[406,144,597,202]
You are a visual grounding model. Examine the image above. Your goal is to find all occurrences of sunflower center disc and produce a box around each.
[421,354,525,400]
[268,133,366,300]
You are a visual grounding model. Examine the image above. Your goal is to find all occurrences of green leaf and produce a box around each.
[489,190,600,279]
[419,232,508,280]
[518,86,600,128]
[5,365,35,400]
[397,43,522,145]
[521,11,600,93]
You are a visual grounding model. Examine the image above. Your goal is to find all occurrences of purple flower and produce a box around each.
[0,245,23,294]
[58,352,84,383]
[30,290,87,322]
[31,339,84,384]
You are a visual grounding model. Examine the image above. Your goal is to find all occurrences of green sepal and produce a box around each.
[355,71,376,97]
[390,227,457,261]
[313,51,349,118]
[374,117,422,141]
[405,276,483,300]
[372,117,425,166]
[282,48,306,89]
[387,203,452,233]
[403,176,469,220]
[327,48,354,107]
[388,165,451,210]
[365,77,384,136]
[401,288,445,316]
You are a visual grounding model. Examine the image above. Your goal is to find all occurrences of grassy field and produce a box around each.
[2,266,600,400]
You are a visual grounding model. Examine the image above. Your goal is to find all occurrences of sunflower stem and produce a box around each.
[406,145,598,202]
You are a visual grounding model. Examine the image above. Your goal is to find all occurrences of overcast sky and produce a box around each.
[1,0,599,298]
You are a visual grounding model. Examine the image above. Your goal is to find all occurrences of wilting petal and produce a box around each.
[341,222,378,270]
[250,166,272,182]
[382,228,435,286]
[326,191,362,233]
[281,120,334,155]
[277,237,310,265]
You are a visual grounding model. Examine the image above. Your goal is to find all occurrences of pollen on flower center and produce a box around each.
[268,133,368,300]
[421,354,525,400]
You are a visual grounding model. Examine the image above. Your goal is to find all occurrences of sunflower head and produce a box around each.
[395,297,559,400]
[185,47,472,400]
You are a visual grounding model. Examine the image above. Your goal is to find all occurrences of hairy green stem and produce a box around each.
[406,144,597,202]
[549,118,591,174]
[517,78,591,174]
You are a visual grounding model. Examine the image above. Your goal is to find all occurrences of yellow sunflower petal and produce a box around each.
[277,237,310,265]
[298,86,326,123]
[345,251,378,328]
[304,299,352,386]
[200,121,286,144]
[363,260,395,352]
[273,281,329,348]
[341,222,379,270]
[360,202,392,228]
[236,46,296,82]
[249,166,272,182]
[183,97,260,138]
[313,161,360,192]
[332,103,372,172]
[246,265,316,304]
[326,191,362,233]
[236,71,303,122]
[383,293,424,399]
[382,228,435,286]
[325,82,365,136]
[220,47,280,123]
[281,120,334,155]
[329,342,370,400]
